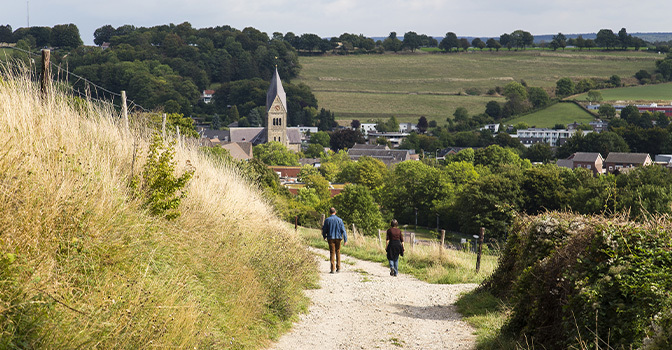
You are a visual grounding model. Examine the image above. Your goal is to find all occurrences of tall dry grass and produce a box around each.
[0,63,317,348]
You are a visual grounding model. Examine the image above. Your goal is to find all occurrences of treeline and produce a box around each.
[241,135,672,243]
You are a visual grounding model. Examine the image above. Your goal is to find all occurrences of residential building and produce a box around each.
[347,144,416,166]
[366,132,410,148]
[480,124,500,133]
[201,90,215,104]
[514,128,590,147]
[604,152,652,173]
[556,152,604,175]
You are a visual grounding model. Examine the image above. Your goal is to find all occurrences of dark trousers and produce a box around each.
[328,239,342,272]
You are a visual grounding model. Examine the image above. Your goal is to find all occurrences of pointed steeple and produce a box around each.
[266,67,287,112]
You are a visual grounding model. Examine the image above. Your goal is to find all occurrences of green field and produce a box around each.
[575,82,672,103]
[507,102,596,128]
[297,51,657,123]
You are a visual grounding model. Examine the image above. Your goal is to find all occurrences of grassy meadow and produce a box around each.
[297,50,657,124]
[506,102,596,128]
[0,64,317,348]
[574,81,672,103]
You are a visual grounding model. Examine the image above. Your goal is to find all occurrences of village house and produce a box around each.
[556,152,604,175]
[514,128,590,147]
[603,152,652,173]
[347,144,417,166]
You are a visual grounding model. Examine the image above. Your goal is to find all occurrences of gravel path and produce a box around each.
[269,247,478,350]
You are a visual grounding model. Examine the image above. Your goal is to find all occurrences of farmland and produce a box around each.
[574,82,672,103]
[506,102,596,128]
[297,50,658,124]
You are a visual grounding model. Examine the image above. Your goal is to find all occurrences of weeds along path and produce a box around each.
[269,247,477,350]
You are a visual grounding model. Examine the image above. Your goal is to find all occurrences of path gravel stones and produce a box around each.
[269,247,478,350]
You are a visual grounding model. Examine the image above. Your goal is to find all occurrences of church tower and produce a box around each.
[266,67,288,147]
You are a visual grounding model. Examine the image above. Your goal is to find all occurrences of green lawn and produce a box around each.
[507,102,596,128]
[298,51,657,123]
[574,82,672,103]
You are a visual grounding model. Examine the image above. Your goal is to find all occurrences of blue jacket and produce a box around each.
[322,214,347,242]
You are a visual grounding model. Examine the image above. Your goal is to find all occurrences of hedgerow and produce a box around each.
[484,212,672,349]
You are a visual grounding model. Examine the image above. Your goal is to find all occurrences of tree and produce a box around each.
[253,141,299,166]
[417,116,429,134]
[527,87,550,108]
[524,143,554,163]
[596,29,619,49]
[486,38,501,51]
[0,24,13,43]
[331,184,384,236]
[351,119,361,130]
[330,129,365,151]
[635,69,651,84]
[309,131,331,147]
[403,31,421,52]
[551,33,567,50]
[472,38,486,50]
[598,103,616,118]
[556,77,575,97]
[485,101,502,119]
[51,23,83,49]
[453,107,469,122]
[586,90,603,104]
[459,38,470,51]
[609,75,622,87]
[383,32,403,52]
[304,143,324,158]
[93,25,115,46]
[618,27,631,50]
[439,32,459,52]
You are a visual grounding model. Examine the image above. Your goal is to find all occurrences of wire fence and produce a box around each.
[0,45,149,113]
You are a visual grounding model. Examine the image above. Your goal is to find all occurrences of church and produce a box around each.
[199,67,303,155]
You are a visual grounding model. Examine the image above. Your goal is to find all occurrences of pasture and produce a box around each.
[575,82,672,103]
[298,50,657,123]
[506,102,596,128]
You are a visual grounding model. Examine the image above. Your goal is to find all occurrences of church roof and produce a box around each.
[266,67,287,112]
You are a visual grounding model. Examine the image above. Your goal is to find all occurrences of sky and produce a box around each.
[3,0,672,45]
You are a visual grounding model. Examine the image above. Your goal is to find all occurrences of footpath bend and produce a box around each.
[269,247,478,350]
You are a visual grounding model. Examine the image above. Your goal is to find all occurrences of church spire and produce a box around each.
[266,67,286,112]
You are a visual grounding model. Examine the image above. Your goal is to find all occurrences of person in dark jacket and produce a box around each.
[385,219,404,276]
[322,207,348,273]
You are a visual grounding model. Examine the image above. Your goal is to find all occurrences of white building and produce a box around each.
[514,128,590,147]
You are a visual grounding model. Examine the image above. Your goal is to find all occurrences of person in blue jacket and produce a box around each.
[322,207,348,273]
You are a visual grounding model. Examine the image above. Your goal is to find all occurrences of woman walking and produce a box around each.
[385,219,404,276]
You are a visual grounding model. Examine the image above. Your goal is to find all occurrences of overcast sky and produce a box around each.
[3,0,672,45]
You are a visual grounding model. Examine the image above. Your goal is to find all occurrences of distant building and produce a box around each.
[604,152,652,173]
[480,124,500,133]
[201,90,215,104]
[366,132,410,148]
[588,103,672,117]
[514,128,589,147]
[556,152,604,175]
[347,144,417,166]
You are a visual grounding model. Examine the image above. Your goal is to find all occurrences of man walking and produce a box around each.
[322,207,348,273]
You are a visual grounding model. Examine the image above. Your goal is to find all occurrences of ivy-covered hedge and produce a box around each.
[484,212,672,349]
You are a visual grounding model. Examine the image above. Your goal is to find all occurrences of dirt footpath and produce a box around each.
[269,247,478,350]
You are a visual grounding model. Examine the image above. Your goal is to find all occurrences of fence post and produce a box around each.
[440,229,446,256]
[40,49,51,98]
[121,90,129,130]
[162,113,167,139]
[476,227,484,272]
[377,229,382,247]
[410,232,415,251]
[320,214,325,228]
[294,216,298,232]
[352,223,356,240]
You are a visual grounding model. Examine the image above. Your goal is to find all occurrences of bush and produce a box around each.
[485,213,672,349]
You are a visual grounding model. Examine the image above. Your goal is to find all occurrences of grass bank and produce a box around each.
[298,226,497,284]
[0,65,317,348]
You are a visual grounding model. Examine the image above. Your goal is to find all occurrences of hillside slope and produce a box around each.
[0,66,316,348]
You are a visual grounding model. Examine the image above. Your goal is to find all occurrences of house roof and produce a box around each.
[266,67,287,112]
[347,148,413,166]
[604,152,651,164]
[201,129,230,141]
[220,142,253,160]
[351,144,388,150]
[229,127,264,143]
[287,128,301,144]
[570,152,603,163]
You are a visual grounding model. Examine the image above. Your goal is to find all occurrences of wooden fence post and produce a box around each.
[40,49,50,98]
[162,113,167,139]
[121,90,129,130]
[294,216,298,232]
[320,214,325,228]
[352,223,356,240]
[377,229,382,247]
[440,229,446,256]
[476,227,485,272]
[410,232,415,251]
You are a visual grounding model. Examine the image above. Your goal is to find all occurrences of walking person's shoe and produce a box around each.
[330,270,334,274]
[390,269,394,276]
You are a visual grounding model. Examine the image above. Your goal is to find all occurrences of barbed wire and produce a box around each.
[1,45,150,113]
